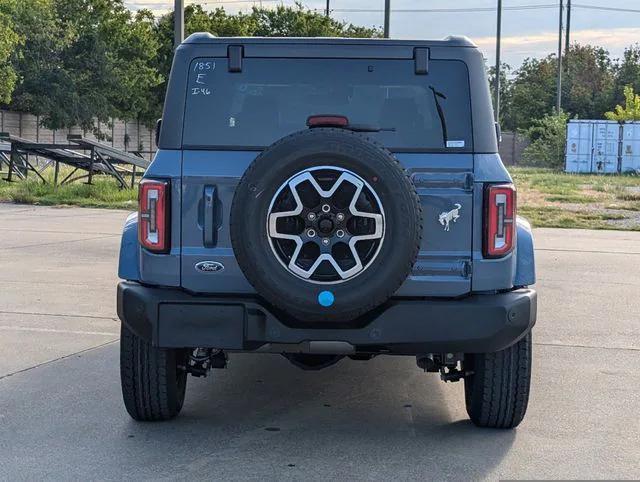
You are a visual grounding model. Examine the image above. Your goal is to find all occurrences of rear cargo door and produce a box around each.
[179,48,474,296]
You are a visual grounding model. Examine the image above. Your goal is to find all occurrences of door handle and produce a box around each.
[204,185,217,247]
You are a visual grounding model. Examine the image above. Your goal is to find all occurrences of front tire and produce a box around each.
[464,332,532,429]
[120,324,188,421]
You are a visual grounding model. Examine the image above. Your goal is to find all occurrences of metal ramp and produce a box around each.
[0,133,150,188]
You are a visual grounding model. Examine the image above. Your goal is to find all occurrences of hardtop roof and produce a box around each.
[182,32,477,49]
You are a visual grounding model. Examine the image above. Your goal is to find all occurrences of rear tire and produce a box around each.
[463,332,532,429]
[120,324,188,421]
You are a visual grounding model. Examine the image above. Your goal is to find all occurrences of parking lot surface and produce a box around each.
[0,204,638,480]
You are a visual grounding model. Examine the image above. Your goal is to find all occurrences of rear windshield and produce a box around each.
[183,57,472,151]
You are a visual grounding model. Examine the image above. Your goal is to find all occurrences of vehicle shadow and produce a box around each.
[0,343,516,479]
[126,352,516,479]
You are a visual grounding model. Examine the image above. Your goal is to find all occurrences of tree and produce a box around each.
[105,8,163,125]
[605,86,640,121]
[4,0,162,131]
[506,56,557,130]
[613,45,640,107]
[0,1,20,104]
[521,111,570,169]
[3,0,63,120]
[562,44,614,121]
[249,3,381,38]
[501,44,616,131]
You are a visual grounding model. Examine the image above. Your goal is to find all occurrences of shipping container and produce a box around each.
[621,122,640,173]
[565,120,594,173]
[592,121,620,173]
[565,120,623,174]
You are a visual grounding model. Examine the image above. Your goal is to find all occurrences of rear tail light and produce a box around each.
[307,115,349,128]
[139,179,170,253]
[484,183,516,258]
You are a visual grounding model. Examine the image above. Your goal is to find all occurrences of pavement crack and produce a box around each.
[534,341,640,352]
[535,277,640,288]
[0,339,118,381]
[0,310,118,321]
[0,326,119,336]
[0,207,37,215]
[0,228,120,235]
[0,234,120,251]
[0,280,114,287]
[537,248,640,255]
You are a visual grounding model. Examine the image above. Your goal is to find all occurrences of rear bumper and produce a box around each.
[117,281,536,355]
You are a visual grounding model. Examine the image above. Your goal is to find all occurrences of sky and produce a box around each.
[124,0,640,68]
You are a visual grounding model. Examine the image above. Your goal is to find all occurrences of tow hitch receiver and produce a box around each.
[183,348,227,377]
[416,353,469,383]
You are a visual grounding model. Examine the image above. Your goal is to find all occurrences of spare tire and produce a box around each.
[230,128,422,323]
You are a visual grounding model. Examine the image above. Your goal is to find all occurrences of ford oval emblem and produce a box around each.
[195,261,225,273]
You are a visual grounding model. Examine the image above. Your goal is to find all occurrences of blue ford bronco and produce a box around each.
[117,34,537,428]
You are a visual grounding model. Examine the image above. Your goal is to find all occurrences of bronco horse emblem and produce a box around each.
[438,203,462,231]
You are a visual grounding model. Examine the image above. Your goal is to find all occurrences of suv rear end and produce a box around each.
[117,35,536,428]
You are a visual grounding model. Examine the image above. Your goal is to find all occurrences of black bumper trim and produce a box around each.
[117,281,536,354]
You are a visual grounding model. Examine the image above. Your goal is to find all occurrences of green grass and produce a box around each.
[604,202,640,211]
[511,167,640,230]
[542,194,595,204]
[613,190,640,201]
[0,174,137,209]
[510,168,640,193]
[519,205,631,230]
[510,167,640,191]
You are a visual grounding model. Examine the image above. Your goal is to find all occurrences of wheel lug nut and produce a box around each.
[321,204,331,213]
[307,229,316,237]
[307,212,316,221]
[322,238,330,246]
[336,213,345,222]
[336,229,345,238]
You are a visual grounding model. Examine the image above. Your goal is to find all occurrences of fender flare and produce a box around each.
[118,212,140,281]
[513,216,536,287]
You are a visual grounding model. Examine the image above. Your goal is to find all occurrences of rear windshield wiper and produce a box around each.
[429,86,448,146]
[345,124,396,133]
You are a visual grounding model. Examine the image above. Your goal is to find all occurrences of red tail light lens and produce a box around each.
[139,179,170,253]
[306,115,349,128]
[484,183,516,258]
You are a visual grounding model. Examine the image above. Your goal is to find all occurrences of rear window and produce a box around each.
[183,57,472,151]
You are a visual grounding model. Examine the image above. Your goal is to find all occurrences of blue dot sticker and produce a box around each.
[318,291,335,307]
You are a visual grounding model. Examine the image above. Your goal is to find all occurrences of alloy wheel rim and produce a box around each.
[266,166,385,284]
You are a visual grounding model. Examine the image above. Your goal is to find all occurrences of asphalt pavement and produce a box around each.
[0,203,638,480]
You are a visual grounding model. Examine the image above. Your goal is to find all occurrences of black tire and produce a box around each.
[463,332,532,429]
[120,324,188,422]
[230,128,422,323]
